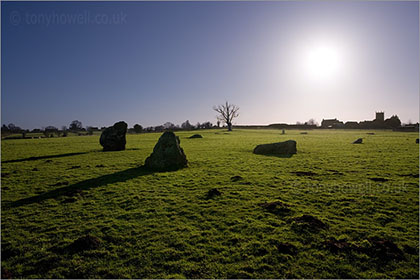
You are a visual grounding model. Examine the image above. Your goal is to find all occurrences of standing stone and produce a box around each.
[99,121,127,151]
[145,131,188,171]
[189,134,203,139]
[253,140,297,155]
[416,138,419,144]
[353,138,363,144]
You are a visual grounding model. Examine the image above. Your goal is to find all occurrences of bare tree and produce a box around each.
[305,118,318,126]
[213,101,239,131]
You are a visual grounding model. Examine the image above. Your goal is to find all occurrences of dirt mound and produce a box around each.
[67,235,101,253]
[324,238,351,253]
[324,237,406,261]
[230,175,243,182]
[259,201,291,214]
[276,242,297,255]
[206,188,221,199]
[68,165,81,169]
[365,237,405,261]
[292,171,317,177]
[369,177,388,182]
[292,215,328,230]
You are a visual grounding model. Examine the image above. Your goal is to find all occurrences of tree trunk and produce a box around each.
[227,122,232,131]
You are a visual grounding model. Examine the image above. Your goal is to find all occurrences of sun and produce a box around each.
[302,42,343,82]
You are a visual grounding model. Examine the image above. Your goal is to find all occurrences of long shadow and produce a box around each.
[2,152,93,164]
[5,166,154,209]
[3,149,143,163]
[254,153,294,158]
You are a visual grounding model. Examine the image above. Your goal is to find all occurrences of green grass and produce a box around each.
[1,129,419,278]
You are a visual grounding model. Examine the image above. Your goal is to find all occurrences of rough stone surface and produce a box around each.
[189,134,203,139]
[99,121,127,151]
[253,140,297,155]
[145,131,188,171]
[353,138,363,144]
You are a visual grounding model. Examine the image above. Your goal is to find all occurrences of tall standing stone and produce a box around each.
[99,121,127,151]
[145,131,188,171]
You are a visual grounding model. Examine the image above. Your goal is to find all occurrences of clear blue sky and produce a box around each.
[2,1,419,129]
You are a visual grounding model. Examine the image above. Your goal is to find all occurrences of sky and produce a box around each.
[2,1,419,129]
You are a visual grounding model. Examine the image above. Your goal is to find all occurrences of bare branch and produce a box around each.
[213,101,240,131]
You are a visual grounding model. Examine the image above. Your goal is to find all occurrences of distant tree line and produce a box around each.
[3,108,415,139]
[1,119,221,139]
[131,120,216,134]
[2,101,239,138]
[1,120,93,139]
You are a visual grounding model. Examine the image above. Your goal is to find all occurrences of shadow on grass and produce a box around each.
[2,148,142,163]
[6,166,154,209]
[2,152,93,163]
[254,153,294,158]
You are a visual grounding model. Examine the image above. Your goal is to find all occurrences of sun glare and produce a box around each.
[302,42,343,82]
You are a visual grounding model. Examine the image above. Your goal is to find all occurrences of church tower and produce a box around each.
[375,111,384,122]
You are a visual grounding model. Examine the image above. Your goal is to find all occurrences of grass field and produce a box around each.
[1,129,419,278]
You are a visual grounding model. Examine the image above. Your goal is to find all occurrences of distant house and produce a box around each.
[321,118,343,128]
[359,120,374,129]
[319,111,403,130]
[393,124,419,132]
[344,121,359,129]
